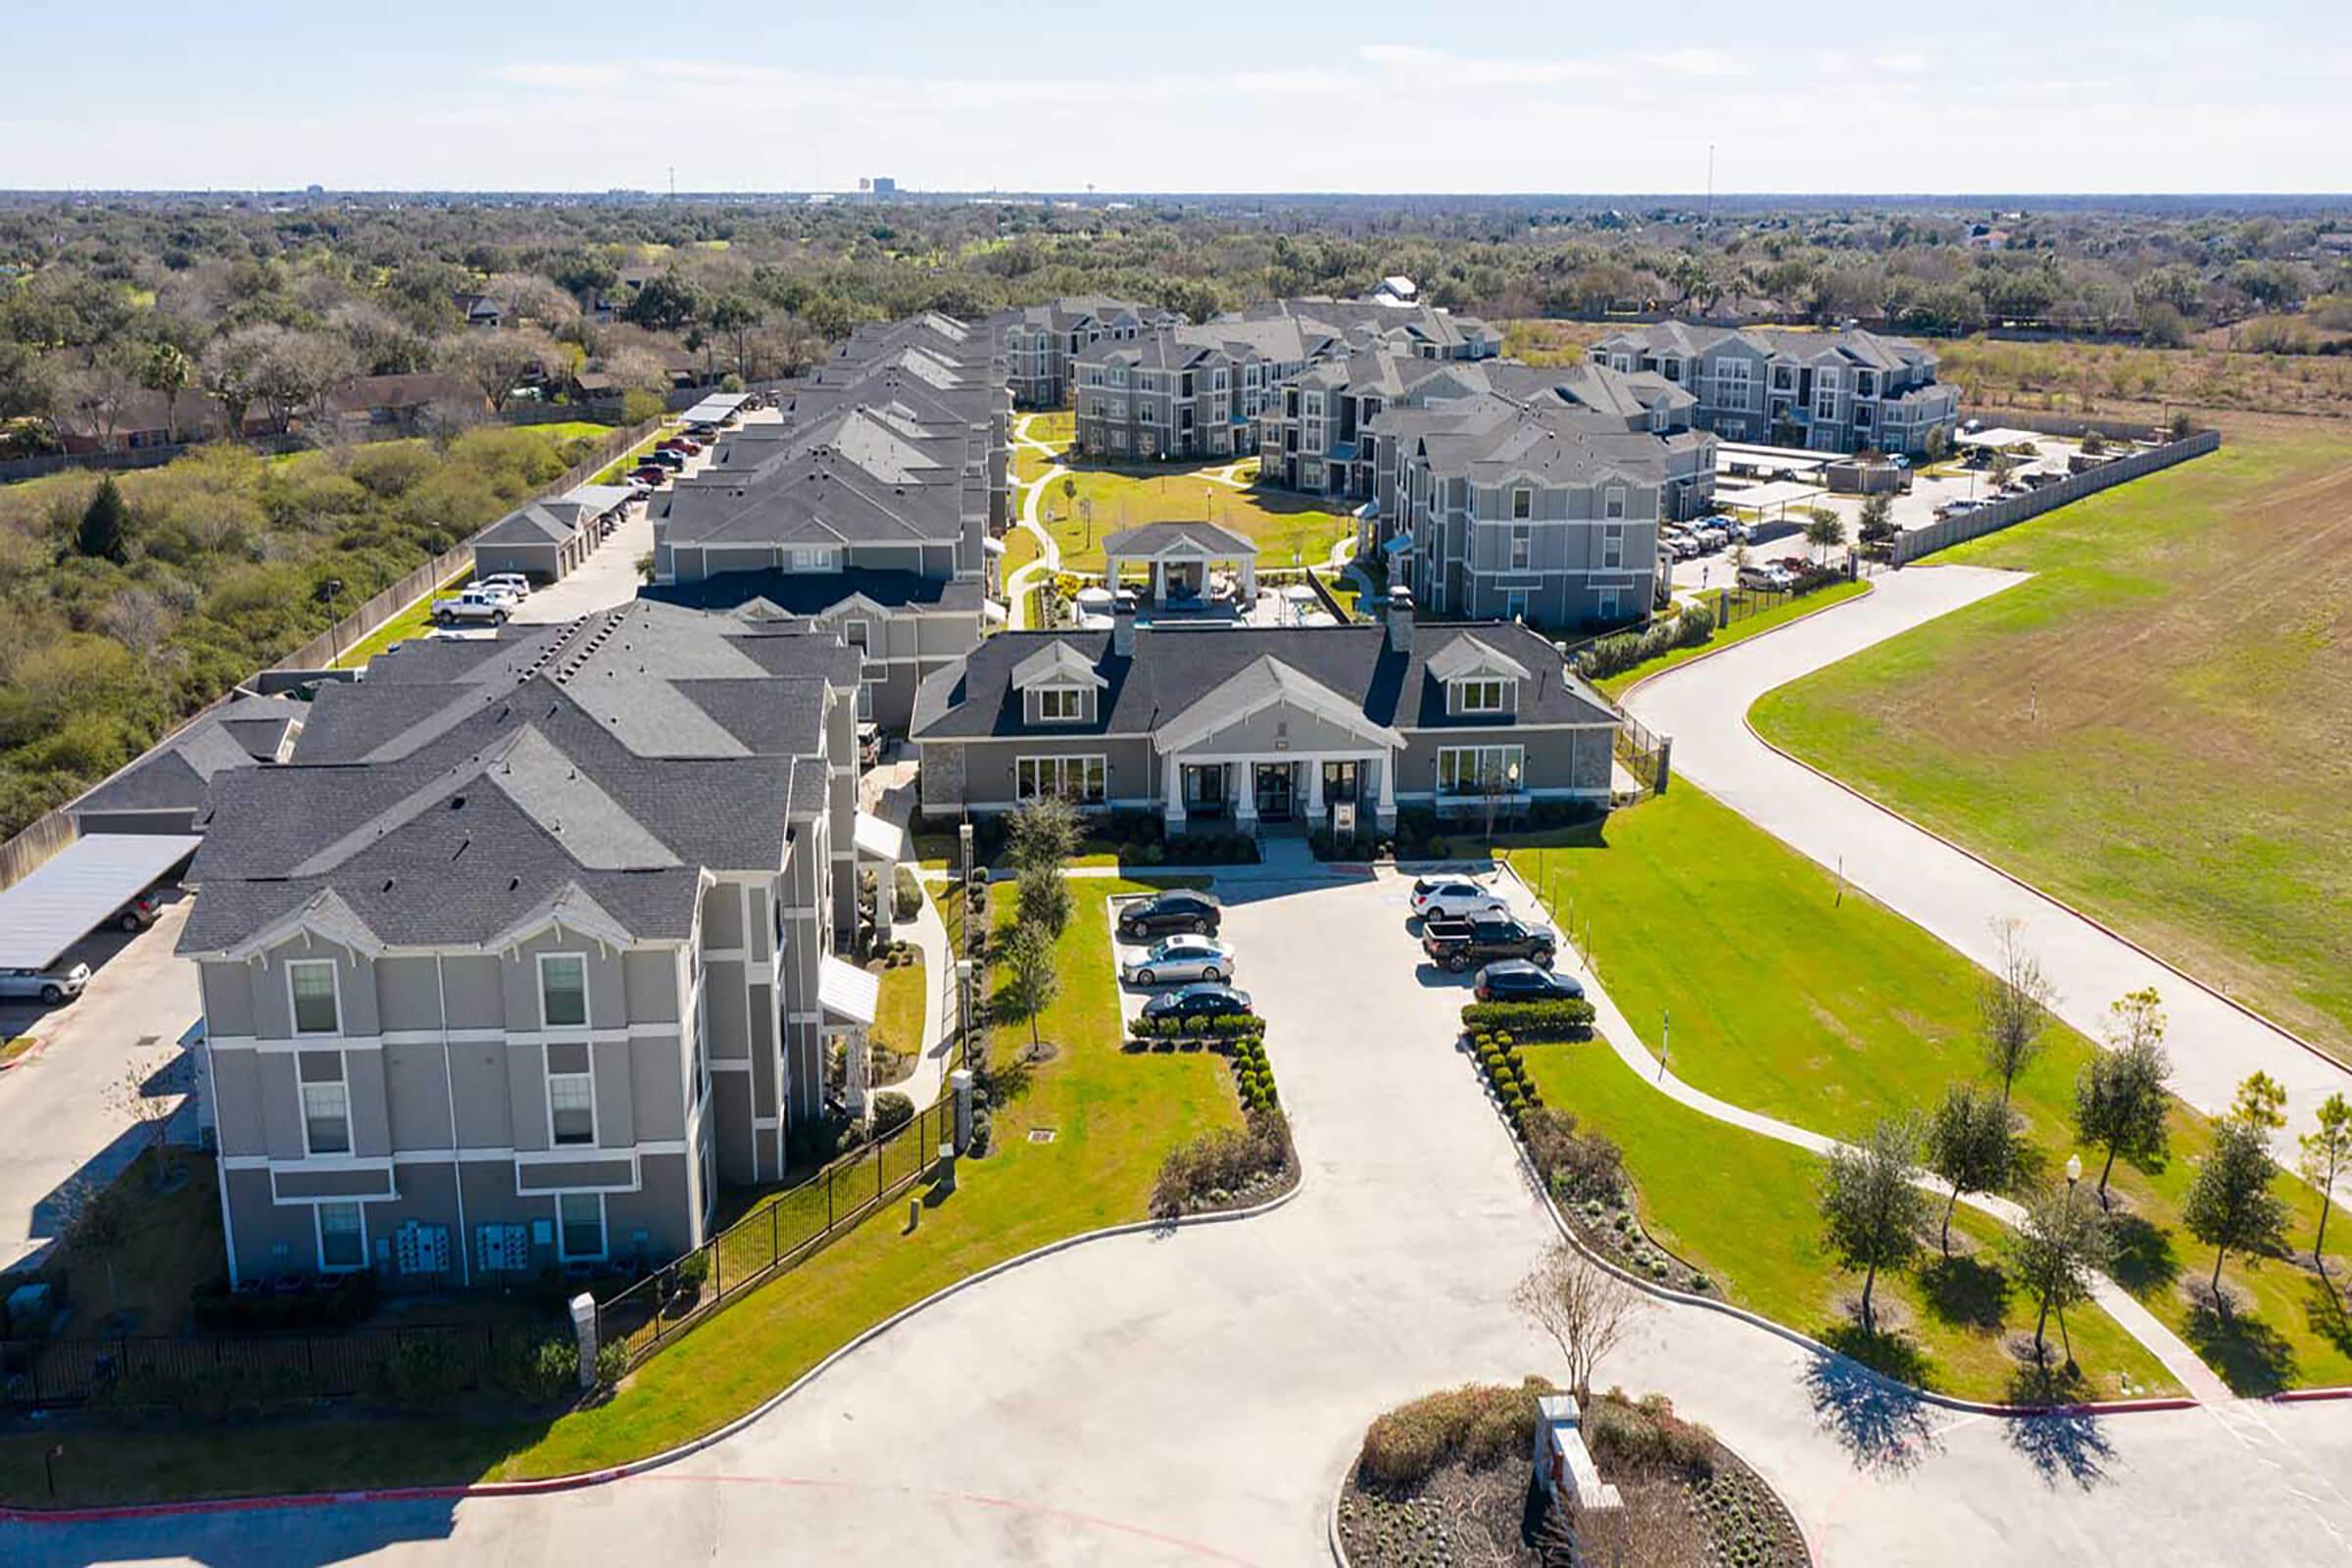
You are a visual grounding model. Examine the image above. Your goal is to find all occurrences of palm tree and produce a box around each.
[141,342,192,444]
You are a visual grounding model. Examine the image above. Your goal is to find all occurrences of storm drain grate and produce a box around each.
[1028,1128,1057,1145]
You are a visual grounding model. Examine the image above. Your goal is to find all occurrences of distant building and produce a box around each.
[1588,322,1959,458]
[870,177,897,198]
[992,297,1183,408]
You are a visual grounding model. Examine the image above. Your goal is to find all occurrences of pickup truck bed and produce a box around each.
[1421,914,1557,972]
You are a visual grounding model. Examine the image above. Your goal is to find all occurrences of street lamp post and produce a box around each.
[321,578,343,661]
[2060,1153,2084,1375]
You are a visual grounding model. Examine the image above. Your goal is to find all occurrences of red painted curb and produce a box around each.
[2270,1387,2352,1404]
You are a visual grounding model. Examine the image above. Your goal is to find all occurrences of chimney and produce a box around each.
[1386,587,1414,655]
[1111,590,1138,658]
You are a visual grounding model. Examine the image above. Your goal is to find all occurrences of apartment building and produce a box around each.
[1370,374,1714,631]
[994,297,1182,408]
[1588,322,1959,457]
[648,311,1016,731]
[911,591,1618,834]
[180,603,873,1286]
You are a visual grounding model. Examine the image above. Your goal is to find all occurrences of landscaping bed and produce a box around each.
[1336,1381,1809,1568]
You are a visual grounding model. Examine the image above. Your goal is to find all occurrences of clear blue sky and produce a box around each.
[10,1,2347,193]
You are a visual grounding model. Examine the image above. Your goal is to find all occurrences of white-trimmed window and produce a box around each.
[547,1041,596,1146]
[1037,687,1084,721]
[788,546,841,573]
[1603,486,1627,520]
[288,959,340,1035]
[1510,486,1533,520]
[1455,678,1507,713]
[300,1051,351,1155]
[317,1201,366,1271]
[557,1192,606,1260]
[1016,755,1106,804]
[1509,525,1531,570]
[539,954,588,1030]
[1437,745,1525,797]
[1602,524,1625,569]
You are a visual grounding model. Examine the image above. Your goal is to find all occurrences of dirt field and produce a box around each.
[1752,415,2352,1058]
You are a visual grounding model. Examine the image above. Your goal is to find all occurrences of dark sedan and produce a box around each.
[1141,983,1253,1021]
[1117,890,1221,942]
[1473,960,1586,1004]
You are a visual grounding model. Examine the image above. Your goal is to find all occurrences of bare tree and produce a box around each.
[440,327,564,414]
[1514,1241,1648,1401]
[66,347,141,452]
[1979,917,2055,1109]
[99,587,175,665]
[107,1048,183,1188]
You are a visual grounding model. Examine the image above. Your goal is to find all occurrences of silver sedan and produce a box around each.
[1120,936,1238,988]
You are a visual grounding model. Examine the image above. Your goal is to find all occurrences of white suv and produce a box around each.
[1409,878,1509,921]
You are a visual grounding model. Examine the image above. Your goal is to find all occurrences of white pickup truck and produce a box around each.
[432,588,513,625]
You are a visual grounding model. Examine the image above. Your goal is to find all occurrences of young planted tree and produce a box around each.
[998,918,1061,1057]
[1978,918,2055,1110]
[1923,1082,2016,1256]
[1015,861,1072,941]
[2072,988,2174,1209]
[108,1050,183,1187]
[1818,1113,1931,1336]
[1006,793,1081,876]
[2299,1092,2352,1272]
[2183,1116,2289,1308]
[1800,507,1846,564]
[1856,491,1895,545]
[1515,1241,1648,1402]
[2231,1070,2288,1133]
[2003,1179,2112,1368]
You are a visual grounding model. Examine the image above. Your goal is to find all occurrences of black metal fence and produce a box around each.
[598,1092,957,1368]
[1,1321,548,1414]
[1613,709,1673,798]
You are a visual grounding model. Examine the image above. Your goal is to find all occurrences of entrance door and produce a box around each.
[1252,762,1295,822]
[1320,760,1359,810]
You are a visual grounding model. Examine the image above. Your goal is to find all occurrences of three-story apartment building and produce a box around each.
[181,604,866,1286]
[994,297,1182,408]
[1589,322,1959,457]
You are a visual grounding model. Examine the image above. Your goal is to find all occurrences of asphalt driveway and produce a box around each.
[20,868,2352,1565]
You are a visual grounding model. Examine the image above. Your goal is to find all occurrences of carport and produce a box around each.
[0,833,200,970]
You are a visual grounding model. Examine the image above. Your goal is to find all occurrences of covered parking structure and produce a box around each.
[680,392,753,427]
[0,833,201,973]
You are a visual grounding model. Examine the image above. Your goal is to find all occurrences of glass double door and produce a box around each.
[1252,762,1295,822]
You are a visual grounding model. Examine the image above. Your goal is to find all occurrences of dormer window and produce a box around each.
[788,546,840,573]
[1038,687,1083,721]
[1456,679,1508,714]
[1510,487,1533,520]
[1604,486,1627,519]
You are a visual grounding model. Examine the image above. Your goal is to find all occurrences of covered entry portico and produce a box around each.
[1152,654,1399,837]
[1102,520,1261,611]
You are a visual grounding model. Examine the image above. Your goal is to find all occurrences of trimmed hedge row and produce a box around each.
[1470,1029,1544,1127]
[1459,998,1595,1042]
[1226,1032,1278,1114]
[1126,1011,1267,1046]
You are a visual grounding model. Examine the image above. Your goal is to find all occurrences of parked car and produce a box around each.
[477,572,533,599]
[472,582,523,607]
[684,422,719,440]
[658,437,702,457]
[1117,889,1222,941]
[432,589,512,626]
[1422,913,1557,974]
[1473,960,1585,1003]
[1140,982,1253,1021]
[1121,936,1238,987]
[0,962,90,1005]
[650,449,687,470]
[1409,877,1509,921]
[1693,522,1732,551]
[1771,556,1812,574]
[1738,563,1793,591]
[113,889,163,933]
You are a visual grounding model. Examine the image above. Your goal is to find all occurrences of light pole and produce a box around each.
[2060,1153,2083,1376]
[321,577,343,662]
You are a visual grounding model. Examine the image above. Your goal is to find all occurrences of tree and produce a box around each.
[1058,473,1076,522]
[1800,507,1845,564]
[1978,918,2054,1110]
[623,269,703,331]
[1005,793,1081,876]
[1856,491,1895,545]
[2003,1179,2111,1368]
[440,327,563,414]
[998,918,1061,1056]
[1818,1112,1930,1336]
[1923,1082,2016,1256]
[1015,861,1072,940]
[76,475,130,563]
[706,293,763,378]
[66,348,140,452]
[109,1048,182,1188]
[199,326,270,437]
[2072,988,2174,1208]
[140,340,193,444]
[2298,1092,2352,1271]
[2231,1070,2287,1133]
[1514,1241,1647,1401]
[55,1173,129,1318]
[2183,1117,2289,1307]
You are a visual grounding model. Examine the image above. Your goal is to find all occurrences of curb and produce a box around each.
[1611,576,1878,709]
[1736,702,2348,1080]
[1326,1454,1355,1566]
[0,1173,1307,1525]
[2270,1386,2352,1405]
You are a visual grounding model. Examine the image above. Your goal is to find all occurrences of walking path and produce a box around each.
[1623,565,2352,1159]
[1004,418,1065,630]
[1489,862,2233,1405]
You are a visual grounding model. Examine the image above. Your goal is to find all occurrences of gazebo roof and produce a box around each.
[1101,520,1260,561]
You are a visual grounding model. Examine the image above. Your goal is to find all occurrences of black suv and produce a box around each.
[1117,890,1221,942]
[1141,983,1253,1021]
[1474,960,1585,1004]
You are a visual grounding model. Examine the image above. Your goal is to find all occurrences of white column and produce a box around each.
[1376,750,1396,829]
[1234,760,1257,826]
[873,857,895,942]
[1162,751,1186,831]
[1240,559,1256,604]
[1305,759,1325,814]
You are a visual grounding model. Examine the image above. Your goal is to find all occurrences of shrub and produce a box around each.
[871,1090,915,1138]
[969,1110,993,1156]
[1149,1108,1293,1218]
[500,1336,581,1402]
[594,1339,629,1392]
[383,1333,466,1406]
[1357,1379,1556,1486]
[1459,999,1595,1043]
[673,1250,710,1297]
[1582,1390,1717,1478]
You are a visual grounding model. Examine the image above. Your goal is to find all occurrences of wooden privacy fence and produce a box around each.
[597,1092,957,1369]
[1891,429,2221,564]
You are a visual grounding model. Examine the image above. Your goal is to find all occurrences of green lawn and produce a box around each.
[0,877,1239,1506]
[1518,1042,2180,1402]
[1501,786,2351,1393]
[1593,579,1871,699]
[1003,522,1043,578]
[1749,427,2352,1059]
[1044,460,1352,574]
[868,954,926,1071]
